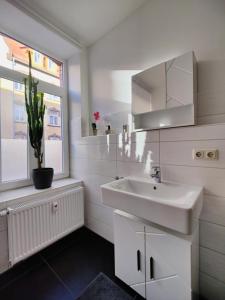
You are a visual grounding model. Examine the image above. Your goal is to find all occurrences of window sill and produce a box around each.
[0,178,82,210]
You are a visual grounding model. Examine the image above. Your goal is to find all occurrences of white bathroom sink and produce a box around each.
[101,177,203,234]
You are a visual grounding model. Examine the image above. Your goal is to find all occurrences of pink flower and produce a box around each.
[93,111,100,121]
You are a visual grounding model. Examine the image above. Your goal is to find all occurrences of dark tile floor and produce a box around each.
[0,227,144,300]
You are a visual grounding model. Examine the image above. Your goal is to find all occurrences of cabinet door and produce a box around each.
[114,213,145,297]
[146,276,191,300]
[145,226,191,283]
[145,225,191,300]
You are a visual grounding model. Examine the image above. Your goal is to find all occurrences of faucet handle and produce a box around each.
[152,166,160,172]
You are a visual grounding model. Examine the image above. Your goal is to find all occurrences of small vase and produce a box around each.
[93,128,97,136]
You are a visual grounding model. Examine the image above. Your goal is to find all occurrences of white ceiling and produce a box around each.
[0,1,80,60]
[14,0,147,46]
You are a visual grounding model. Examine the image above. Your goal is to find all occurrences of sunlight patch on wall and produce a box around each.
[111,70,141,104]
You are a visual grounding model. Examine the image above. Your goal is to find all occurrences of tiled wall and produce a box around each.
[71,123,225,300]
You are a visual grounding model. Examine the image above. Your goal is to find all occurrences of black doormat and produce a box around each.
[77,273,133,300]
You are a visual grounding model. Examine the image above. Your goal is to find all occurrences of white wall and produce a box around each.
[89,0,225,131]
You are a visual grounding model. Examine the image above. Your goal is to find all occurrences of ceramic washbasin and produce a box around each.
[101,177,203,235]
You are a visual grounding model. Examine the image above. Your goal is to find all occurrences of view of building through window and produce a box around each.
[0,32,62,86]
[0,78,63,181]
[44,93,63,174]
[0,33,64,183]
[0,78,28,182]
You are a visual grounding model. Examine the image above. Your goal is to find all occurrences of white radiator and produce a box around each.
[7,187,84,266]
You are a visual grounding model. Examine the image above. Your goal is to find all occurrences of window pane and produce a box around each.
[0,78,28,182]
[44,93,63,174]
[0,33,62,86]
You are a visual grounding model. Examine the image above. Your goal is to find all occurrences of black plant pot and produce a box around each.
[32,168,54,189]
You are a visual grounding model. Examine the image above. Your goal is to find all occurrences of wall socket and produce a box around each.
[193,149,218,160]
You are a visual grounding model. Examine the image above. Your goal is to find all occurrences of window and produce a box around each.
[48,59,53,69]
[14,82,24,92]
[14,104,26,122]
[48,108,60,126]
[14,131,27,139]
[34,51,40,63]
[0,78,28,182]
[0,32,68,189]
[0,33,62,86]
[48,134,61,140]
[44,94,63,174]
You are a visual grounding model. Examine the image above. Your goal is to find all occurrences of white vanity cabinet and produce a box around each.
[114,211,199,300]
[114,211,145,297]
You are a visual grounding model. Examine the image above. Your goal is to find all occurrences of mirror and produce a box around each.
[132,52,197,130]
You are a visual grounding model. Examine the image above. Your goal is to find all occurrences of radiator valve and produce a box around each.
[52,202,58,213]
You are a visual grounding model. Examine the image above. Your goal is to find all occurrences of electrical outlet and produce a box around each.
[193,150,204,160]
[193,149,219,160]
[205,149,218,160]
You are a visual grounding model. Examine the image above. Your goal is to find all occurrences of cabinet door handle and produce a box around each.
[137,250,141,271]
[150,256,154,279]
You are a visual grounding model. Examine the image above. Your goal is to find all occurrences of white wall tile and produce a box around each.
[117,142,159,164]
[85,200,114,228]
[74,157,117,178]
[200,272,225,300]
[76,134,117,145]
[200,221,225,255]
[201,194,225,227]
[160,140,225,168]
[117,161,157,178]
[85,216,114,243]
[160,123,225,141]
[75,143,117,161]
[131,130,159,143]
[84,174,114,204]
[200,247,225,283]
[161,165,225,198]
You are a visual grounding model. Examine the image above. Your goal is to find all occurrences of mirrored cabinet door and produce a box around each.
[132,52,197,131]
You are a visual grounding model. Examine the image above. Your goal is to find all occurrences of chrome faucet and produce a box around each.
[151,166,161,183]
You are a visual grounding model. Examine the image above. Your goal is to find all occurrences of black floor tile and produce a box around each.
[0,253,43,291]
[0,262,73,300]
[0,226,141,300]
[44,229,116,298]
[40,226,88,260]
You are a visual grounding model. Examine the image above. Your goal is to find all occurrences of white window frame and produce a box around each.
[0,34,69,192]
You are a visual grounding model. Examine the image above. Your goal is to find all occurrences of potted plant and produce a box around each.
[92,111,100,136]
[24,51,54,189]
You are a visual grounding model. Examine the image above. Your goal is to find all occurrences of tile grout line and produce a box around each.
[40,254,75,299]
[0,256,44,292]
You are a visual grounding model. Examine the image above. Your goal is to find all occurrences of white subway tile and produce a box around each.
[131,130,159,143]
[200,272,225,300]
[85,217,114,243]
[161,165,225,198]
[85,200,114,227]
[160,140,225,168]
[76,134,117,145]
[200,247,225,283]
[117,161,157,178]
[200,221,225,255]
[73,158,116,178]
[75,143,116,161]
[201,194,225,227]
[117,142,159,163]
[160,123,225,141]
